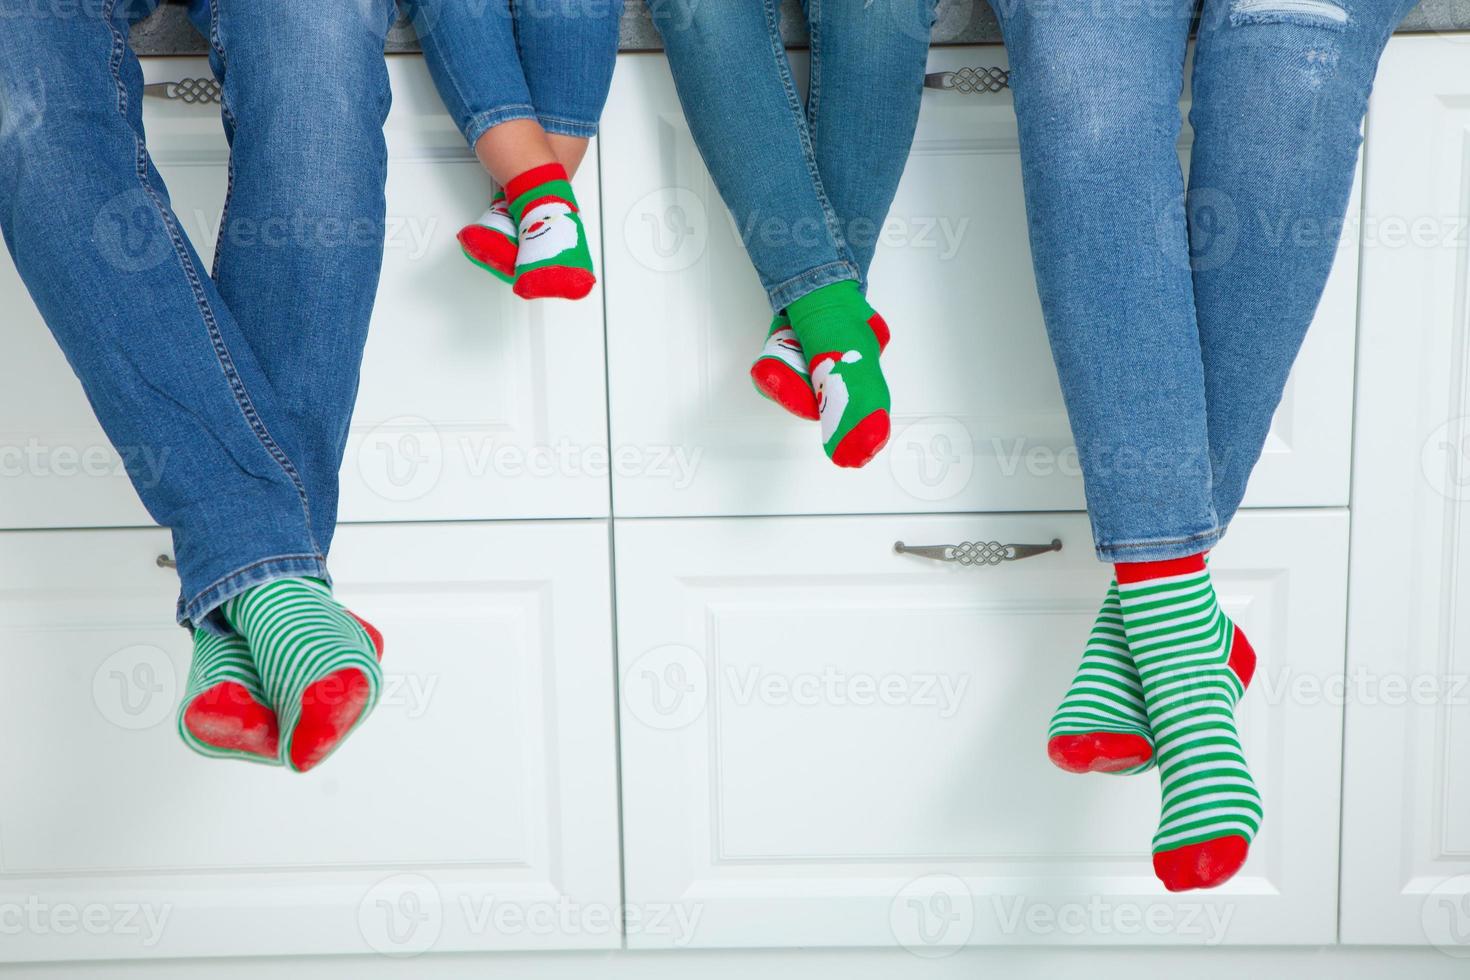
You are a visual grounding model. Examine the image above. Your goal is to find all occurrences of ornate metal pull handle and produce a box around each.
[894,538,1061,567]
[925,66,1010,94]
[143,78,221,105]
[157,554,177,569]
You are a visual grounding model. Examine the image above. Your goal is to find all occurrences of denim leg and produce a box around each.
[404,0,539,147]
[1189,0,1418,531]
[188,0,394,558]
[515,0,624,139]
[0,2,327,632]
[997,0,1221,562]
[801,0,935,284]
[652,0,859,311]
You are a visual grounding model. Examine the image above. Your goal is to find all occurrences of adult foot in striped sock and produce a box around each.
[224,578,385,774]
[1116,554,1261,892]
[749,305,891,421]
[1046,581,1155,774]
[177,629,280,765]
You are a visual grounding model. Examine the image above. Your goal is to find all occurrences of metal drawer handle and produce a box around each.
[894,538,1061,566]
[157,554,177,569]
[925,66,1010,94]
[144,78,221,105]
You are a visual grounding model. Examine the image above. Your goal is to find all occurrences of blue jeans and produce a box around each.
[996,0,1418,561]
[652,0,937,311]
[405,0,623,145]
[0,0,395,631]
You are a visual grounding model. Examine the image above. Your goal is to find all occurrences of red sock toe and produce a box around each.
[1047,732,1153,773]
[514,265,596,301]
[290,668,372,773]
[831,410,891,469]
[751,360,820,420]
[184,682,279,760]
[1153,835,1249,892]
[457,225,517,280]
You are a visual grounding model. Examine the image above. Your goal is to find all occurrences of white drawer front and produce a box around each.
[0,57,610,530]
[600,47,1357,518]
[615,510,1348,947]
[0,521,620,961]
[1340,36,1470,948]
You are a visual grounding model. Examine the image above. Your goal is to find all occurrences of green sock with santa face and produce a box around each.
[786,280,891,468]
[506,163,596,302]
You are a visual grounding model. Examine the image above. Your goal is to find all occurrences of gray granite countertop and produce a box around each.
[124,1,1466,55]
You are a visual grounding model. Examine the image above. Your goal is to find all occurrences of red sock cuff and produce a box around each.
[505,163,569,204]
[1114,552,1207,584]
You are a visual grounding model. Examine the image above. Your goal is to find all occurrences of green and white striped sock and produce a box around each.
[1116,554,1261,892]
[1046,581,1155,774]
[177,629,281,765]
[223,578,384,774]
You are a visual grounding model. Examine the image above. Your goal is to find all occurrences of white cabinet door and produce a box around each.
[0,57,609,530]
[614,510,1348,948]
[0,521,621,962]
[1340,36,1470,950]
[599,47,1358,518]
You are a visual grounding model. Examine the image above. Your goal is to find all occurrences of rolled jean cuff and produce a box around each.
[179,553,332,636]
[1093,526,1223,564]
[538,113,600,139]
[461,104,540,148]
[767,261,863,313]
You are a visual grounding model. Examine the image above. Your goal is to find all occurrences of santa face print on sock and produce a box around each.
[517,200,582,266]
[761,326,809,374]
[811,350,863,444]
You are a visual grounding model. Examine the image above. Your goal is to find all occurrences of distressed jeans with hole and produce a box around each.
[995,0,1417,561]
[651,0,938,311]
[0,0,395,631]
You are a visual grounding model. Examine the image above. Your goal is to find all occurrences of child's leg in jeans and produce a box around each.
[408,0,600,297]
[751,0,934,418]
[653,0,890,466]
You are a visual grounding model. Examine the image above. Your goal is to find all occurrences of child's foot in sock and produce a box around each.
[458,190,518,284]
[505,163,595,301]
[1047,581,1154,774]
[787,281,891,468]
[177,629,281,765]
[224,578,385,774]
[750,304,891,421]
[1116,554,1261,891]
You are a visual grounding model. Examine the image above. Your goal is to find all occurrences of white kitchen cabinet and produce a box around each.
[1340,35,1470,950]
[614,510,1349,948]
[0,57,610,530]
[0,520,621,962]
[599,47,1359,519]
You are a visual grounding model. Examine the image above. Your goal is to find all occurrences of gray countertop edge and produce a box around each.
[129,0,1454,56]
